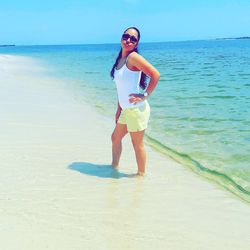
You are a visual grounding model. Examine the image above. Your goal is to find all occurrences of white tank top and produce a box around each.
[114,56,145,110]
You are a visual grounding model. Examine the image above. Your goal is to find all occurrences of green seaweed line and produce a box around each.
[145,134,250,203]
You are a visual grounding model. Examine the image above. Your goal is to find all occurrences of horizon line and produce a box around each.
[1,36,249,47]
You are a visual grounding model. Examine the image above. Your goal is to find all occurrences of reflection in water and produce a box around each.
[68,161,145,249]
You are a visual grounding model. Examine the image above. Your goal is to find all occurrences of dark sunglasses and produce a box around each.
[122,33,138,44]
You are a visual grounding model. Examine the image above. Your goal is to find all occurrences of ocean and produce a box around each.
[1,39,250,202]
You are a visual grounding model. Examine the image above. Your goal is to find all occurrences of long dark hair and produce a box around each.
[110,27,148,90]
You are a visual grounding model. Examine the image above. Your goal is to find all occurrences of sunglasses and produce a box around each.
[122,33,138,44]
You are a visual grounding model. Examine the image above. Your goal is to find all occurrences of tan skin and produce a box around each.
[111,28,160,176]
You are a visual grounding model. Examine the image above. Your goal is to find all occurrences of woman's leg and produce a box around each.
[111,123,128,168]
[130,130,146,175]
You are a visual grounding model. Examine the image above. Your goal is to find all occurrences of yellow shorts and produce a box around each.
[118,101,150,132]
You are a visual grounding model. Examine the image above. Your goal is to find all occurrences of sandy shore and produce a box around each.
[0,54,250,250]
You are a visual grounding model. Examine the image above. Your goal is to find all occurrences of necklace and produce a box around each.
[119,56,127,62]
[117,56,127,69]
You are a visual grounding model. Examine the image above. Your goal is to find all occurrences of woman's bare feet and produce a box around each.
[111,164,119,169]
[136,171,145,177]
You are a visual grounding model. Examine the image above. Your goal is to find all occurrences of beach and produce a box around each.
[0,54,250,250]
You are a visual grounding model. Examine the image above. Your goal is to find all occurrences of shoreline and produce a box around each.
[1,54,250,249]
[145,135,250,204]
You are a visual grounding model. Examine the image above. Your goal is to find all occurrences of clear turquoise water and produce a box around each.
[1,40,250,201]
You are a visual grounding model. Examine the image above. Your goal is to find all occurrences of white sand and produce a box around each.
[0,54,250,250]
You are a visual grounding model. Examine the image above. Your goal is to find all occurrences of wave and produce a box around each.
[145,134,250,203]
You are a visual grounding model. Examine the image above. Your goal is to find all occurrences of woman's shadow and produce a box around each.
[68,162,136,179]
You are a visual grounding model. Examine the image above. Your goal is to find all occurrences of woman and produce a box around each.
[110,27,160,176]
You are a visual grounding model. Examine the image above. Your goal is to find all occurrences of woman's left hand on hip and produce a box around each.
[129,93,145,104]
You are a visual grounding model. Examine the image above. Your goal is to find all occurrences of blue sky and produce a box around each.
[1,0,250,45]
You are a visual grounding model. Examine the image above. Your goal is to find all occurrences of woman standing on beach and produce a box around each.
[110,27,160,176]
